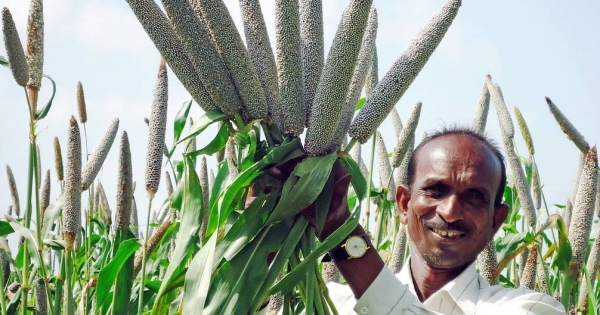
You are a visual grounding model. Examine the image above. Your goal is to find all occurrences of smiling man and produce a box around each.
[315,126,565,315]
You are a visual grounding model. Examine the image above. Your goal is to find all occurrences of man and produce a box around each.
[313,127,565,314]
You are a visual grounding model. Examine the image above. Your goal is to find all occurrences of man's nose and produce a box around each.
[436,194,463,223]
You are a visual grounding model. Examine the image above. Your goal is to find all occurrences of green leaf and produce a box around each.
[0,221,14,237]
[583,266,598,315]
[214,194,270,262]
[207,163,229,232]
[42,194,63,238]
[10,223,40,256]
[162,270,187,294]
[496,232,530,262]
[549,214,572,271]
[187,122,231,157]
[0,56,8,67]
[355,97,366,110]
[176,109,227,145]
[314,170,335,235]
[172,99,193,146]
[262,120,284,144]
[96,239,141,308]
[153,154,204,309]
[253,216,308,311]
[34,74,56,120]
[212,139,303,235]
[111,229,136,314]
[338,152,367,200]
[240,135,260,172]
[205,221,293,314]
[268,152,337,223]
[42,239,65,250]
[268,208,360,295]
[182,233,217,313]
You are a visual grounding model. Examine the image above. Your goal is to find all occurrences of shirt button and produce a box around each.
[360,306,368,314]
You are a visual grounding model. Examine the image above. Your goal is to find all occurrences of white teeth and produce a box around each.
[432,228,461,238]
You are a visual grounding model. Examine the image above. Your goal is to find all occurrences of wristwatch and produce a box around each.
[323,233,372,262]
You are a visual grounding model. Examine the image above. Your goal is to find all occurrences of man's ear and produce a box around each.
[396,185,411,225]
[492,203,509,232]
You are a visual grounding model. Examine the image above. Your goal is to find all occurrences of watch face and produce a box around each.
[346,236,368,258]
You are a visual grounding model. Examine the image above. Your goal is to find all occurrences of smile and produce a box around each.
[430,228,465,238]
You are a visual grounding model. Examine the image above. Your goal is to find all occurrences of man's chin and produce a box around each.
[422,252,474,270]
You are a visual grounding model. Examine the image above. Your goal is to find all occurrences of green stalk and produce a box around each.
[84,197,92,315]
[261,121,274,148]
[374,200,389,248]
[64,249,75,315]
[82,124,91,315]
[0,260,6,315]
[31,143,54,315]
[561,269,576,310]
[52,254,65,315]
[234,113,246,131]
[21,86,37,315]
[253,217,307,311]
[138,197,154,314]
[317,271,337,315]
[301,229,315,315]
[532,156,557,246]
[364,133,376,231]
[283,292,291,315]
[310,267,327,315]
[344,138,357,153]
[168,159,177,184]
[21,146,33,315]
[288,253,308,304]
[83,123,89,160]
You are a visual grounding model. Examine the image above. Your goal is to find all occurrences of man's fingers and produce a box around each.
[269,156,305,180]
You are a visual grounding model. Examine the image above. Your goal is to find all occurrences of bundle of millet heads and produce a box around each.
[126,0,461,156]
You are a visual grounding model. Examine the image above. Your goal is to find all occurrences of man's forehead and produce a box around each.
[416,134,501,169]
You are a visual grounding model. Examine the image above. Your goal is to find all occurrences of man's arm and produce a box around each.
[312,163,385,299]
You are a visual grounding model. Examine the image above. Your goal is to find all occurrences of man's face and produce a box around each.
[397,134,508,270]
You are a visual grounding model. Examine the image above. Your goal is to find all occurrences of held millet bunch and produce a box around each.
[127,0,462,157]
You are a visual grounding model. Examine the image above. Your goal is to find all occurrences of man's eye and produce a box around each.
[466,191,485,202]
[424,186,445,197]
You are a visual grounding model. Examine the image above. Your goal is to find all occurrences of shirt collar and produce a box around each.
[398,258,482,315]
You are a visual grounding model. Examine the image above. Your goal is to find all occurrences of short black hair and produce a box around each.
[406,125,507,206]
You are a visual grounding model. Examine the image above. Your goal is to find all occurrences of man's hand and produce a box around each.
[300,160,353,241]
[249,156,384,300]
[250,157,353,240]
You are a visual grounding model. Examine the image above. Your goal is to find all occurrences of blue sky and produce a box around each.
[1,0,598,233]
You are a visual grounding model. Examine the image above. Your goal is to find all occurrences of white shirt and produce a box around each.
[326,261,565,315]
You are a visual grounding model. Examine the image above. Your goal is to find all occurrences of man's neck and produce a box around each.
[409,253,471,302]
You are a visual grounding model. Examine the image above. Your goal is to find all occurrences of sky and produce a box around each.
[1,0,598,236]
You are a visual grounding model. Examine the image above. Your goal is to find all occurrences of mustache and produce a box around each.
[425,216,470,234]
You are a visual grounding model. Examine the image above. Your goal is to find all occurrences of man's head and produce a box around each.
[396,126,509,270]
[407,126,507,206]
